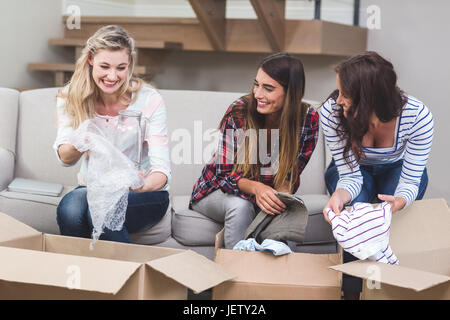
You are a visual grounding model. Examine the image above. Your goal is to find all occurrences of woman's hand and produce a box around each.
[378,194,406,214]
[253,182,287,215]
[130,171,167,193]
[57,144,84,165]
[130,177,150,194]
[322,189,351,225]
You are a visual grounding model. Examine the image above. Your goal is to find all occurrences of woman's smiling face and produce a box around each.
[253,68,286,116]
[88,48,130,95]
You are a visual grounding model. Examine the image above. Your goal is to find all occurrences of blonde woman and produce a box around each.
[190,53,319,249]
[54,25,171,243]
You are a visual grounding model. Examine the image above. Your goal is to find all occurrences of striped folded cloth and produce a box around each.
[326,202,399,265]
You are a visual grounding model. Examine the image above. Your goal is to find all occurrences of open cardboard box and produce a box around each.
[212,228,342,300]
[330,198,450,300]
[0,212,235,300]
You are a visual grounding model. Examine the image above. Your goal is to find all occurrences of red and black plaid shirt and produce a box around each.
[189,97,319,208]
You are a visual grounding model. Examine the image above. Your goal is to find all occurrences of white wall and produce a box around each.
[151,51,341,103]
[0,0,64,89]
[360,0,450,200]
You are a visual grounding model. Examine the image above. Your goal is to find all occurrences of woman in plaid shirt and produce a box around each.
[190,53,319,249]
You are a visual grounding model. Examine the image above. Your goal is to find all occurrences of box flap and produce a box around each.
[0,246,141,295]
[147,250,235,294]
[214,228,225,260]
[215,249,341,288]
[397,248,450,275]
[44,234,184,263]
[330,260,450,292]
[390,199,450,255]
[0,211,41,243]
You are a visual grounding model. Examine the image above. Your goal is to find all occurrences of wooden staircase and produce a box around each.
[29,37,183,86]
[28,62,150,87]
[28,0,367,87]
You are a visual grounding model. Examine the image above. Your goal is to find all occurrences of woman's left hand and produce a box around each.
[130,171,151,193]
[130,171,167,193]
[378,194,407,214]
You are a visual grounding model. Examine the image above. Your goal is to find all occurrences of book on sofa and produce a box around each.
[7,178,63,197]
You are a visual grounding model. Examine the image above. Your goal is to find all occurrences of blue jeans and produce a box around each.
[56,186,169,243]
[325,159,428,293]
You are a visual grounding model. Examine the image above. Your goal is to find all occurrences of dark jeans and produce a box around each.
[56,186,169,243]
[325,159,428,293]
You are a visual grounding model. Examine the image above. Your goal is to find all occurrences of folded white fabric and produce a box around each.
[233,238,293,256]
[69,120,144,249]
[326,202,399,265]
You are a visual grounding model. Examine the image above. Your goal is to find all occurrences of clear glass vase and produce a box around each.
[113,110,147,169]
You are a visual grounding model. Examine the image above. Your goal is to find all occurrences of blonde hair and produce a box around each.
[60,25,143,128]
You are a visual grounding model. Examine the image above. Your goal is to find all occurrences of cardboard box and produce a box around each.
[330,198,450,300]
[212,229,342,300]
[0,212,235,300]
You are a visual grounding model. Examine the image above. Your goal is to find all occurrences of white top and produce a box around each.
[326,202,398,265]
[53,85,171,191]
[320,95,434,207]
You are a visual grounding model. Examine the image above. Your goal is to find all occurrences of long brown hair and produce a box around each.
[220,52,309,191]
[329,51,407,168]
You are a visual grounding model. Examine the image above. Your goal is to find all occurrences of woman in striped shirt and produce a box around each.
[54,25,171,243]
[320,51,433,299]
[190,53,319,249]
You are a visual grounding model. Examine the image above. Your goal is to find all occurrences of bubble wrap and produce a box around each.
[68,120,144,249]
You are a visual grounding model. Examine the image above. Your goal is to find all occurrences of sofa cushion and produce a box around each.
[0,186,74,234]
[300,194,330,214]
[159,89,246,197]
[0,88,19,191]
[16,88,80,186]
[295,128,327,195]
[291,194,335,245]
[171,195,223,246]
[0,148,15,191]
[130,201,172,245]
[0,190,66,235]
[0,88,19,156]
[156,237,216,261]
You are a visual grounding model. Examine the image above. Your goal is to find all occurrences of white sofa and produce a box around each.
[0,87,334,260]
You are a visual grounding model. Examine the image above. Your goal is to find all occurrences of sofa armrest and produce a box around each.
[0,148,14,191]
